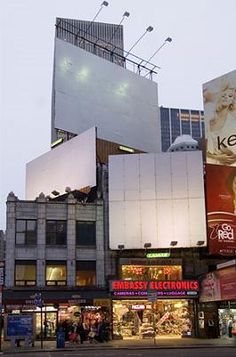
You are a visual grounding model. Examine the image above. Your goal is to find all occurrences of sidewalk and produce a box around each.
[1,336,236,354]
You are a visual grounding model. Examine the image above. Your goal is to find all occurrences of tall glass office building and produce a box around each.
[160,107,204,152]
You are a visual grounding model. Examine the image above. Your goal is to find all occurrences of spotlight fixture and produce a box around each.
[139,36,172,72]
[170,241,178,246]
[197,241,205,246]
[51,190,60,196]
[125,25,154,58]
[106,10,130,48]
[78,1,109,44]
[118,244,125,250]
[144,243,152,249]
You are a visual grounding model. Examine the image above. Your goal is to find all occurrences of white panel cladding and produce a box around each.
[108,155,124,201]
[188,198,207,246]
[155,153,172,199]
[109,201,125,247]
[26,127,96,199]
[156,200,174,247]
[172,199,189,245]
[140,154,156,200]
[186,152,203,198]
[54,38,160,153]
[171,153,188,198]
[140,200,157,246]
[124,201,141,248]
[124,155,139,201]
[109,151,206,249]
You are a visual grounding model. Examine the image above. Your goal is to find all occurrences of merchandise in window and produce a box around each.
[76,221,96,246]
[16,220,37,245]
[15,261,36,286]
[76,261,96,286]
[121,265,182,281]
[46,221,67,245]
[46,262,67,286]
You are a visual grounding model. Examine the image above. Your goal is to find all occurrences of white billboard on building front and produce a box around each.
[203,69,236,166]
[26,127,96,199]
[53,38,160,153]
[109,152,206,249]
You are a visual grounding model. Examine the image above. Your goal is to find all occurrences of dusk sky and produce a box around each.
[1,0,236,228]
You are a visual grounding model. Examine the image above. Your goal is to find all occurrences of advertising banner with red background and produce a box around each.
[200,265,236,302]
[205,164,236,255]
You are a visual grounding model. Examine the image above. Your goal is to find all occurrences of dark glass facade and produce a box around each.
[160,107,204,152]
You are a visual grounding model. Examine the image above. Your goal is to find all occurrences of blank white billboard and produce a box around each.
[53,38,160,153]
[109,151,206,249]
[26,127,96,199]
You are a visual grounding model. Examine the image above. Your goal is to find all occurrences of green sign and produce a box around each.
[146,252,170,258]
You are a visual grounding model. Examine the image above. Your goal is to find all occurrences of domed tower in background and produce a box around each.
[167,134,199,152]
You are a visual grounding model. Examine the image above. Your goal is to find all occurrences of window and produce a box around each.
[76,261,96,286]
[76,222,96,246]
[15,261,36,286]
[46,261,67,286]
[121,265,182,281]
[16,220,37,245]
[46,221,67,245]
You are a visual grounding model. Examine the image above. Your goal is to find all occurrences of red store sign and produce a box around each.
[110,280,199,298]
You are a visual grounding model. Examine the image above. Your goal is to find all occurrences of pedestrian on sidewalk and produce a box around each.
[227,318,233,337]
[76,320,86,344]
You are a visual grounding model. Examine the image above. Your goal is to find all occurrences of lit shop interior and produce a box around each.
[112,264,195,339]
[15,304,110,339]
[218,307,236,337]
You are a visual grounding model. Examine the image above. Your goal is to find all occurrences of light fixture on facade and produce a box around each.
[196,241,205,246]
[51,137,63,149]
[170,241,178,246]
[118,244,125,250]
[51,190,60,196]
[118,145,134,153]
[144,243,152,249]
[125,25,154,58]
[139,36,172,73]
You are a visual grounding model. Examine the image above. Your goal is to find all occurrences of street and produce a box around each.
[3,348,236,357]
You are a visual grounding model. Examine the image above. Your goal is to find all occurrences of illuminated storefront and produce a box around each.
[3,290,110,340]
[113,299,194,339]
[111,276,199,340]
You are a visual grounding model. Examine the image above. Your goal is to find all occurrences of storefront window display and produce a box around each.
[218,308,236,337]
[112,299,194,340]
[58,305,111,340]
[121,265,182,281]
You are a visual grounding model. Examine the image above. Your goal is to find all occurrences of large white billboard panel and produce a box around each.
[109,151,206,249]
[26,127,96,199]
[53,39,160,153]
[203,69,236,166]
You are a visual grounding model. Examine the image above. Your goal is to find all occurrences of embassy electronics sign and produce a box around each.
[206,164,236,255]
[110,280,199,298]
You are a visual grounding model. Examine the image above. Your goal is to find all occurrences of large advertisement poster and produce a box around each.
[200,265,236,302]
[203,69,236,166]
[206,164,236,255]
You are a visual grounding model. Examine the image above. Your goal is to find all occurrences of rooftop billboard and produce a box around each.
[109,152,206,249]
[203,69,236,166]
[26,127,96,199]
[53,38,160,153]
